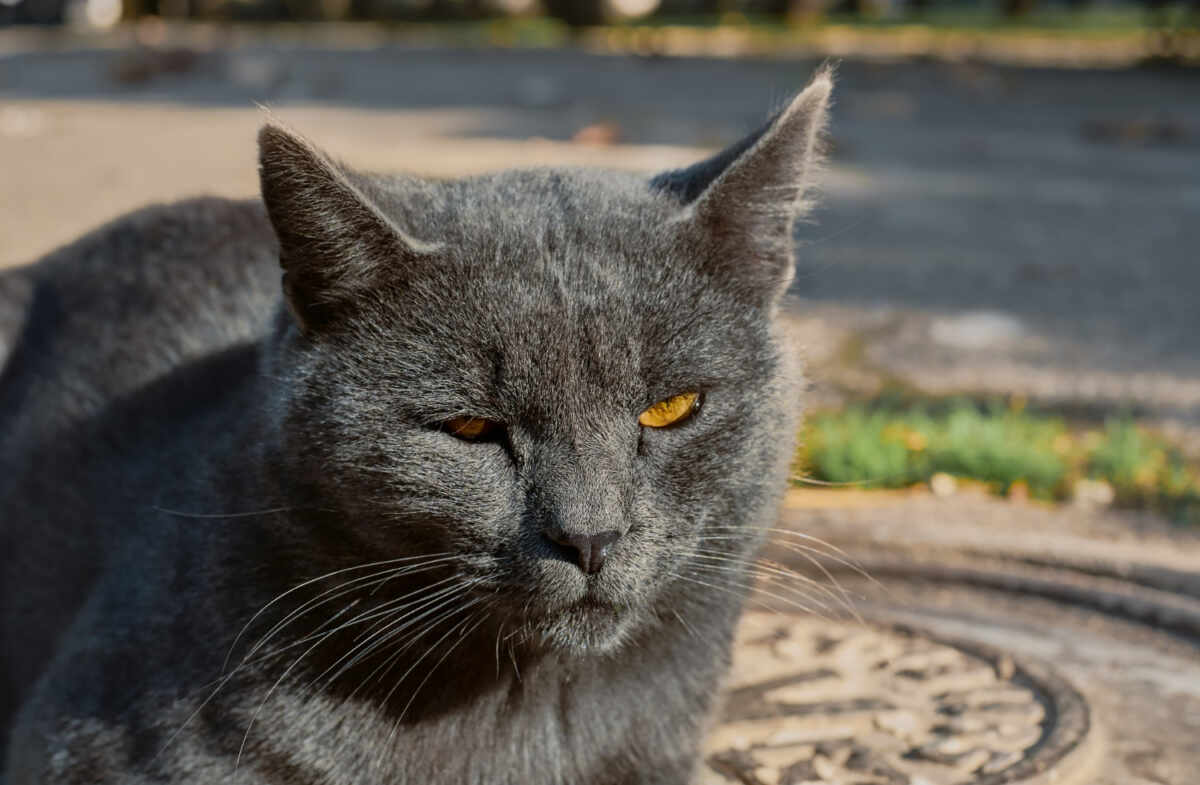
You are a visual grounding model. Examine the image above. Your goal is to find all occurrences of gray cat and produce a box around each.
[0,69,831,784]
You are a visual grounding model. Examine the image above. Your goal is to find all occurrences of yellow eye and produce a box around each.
[442,416,501,441]
[638,392,701,429]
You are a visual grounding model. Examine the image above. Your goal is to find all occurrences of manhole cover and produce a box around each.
[701,612,1091,785]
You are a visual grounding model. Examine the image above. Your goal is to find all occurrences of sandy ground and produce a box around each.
[2,34,1199,438]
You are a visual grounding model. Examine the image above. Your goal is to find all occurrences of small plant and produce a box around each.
[796,397,1200,525]
[1087,419,1200,525]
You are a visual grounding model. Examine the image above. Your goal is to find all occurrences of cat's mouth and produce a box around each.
[523,585,626,621]
[521,591,641,655]
[483,556,650,653]
[570,594,623,617]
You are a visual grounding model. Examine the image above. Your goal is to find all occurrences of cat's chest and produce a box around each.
[235,667,691,785]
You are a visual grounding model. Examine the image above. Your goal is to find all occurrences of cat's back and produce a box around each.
[0,196,280,447]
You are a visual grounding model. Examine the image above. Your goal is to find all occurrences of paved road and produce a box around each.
[2,37,1198,434]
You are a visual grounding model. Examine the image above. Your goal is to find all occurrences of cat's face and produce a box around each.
[259,73,830,654]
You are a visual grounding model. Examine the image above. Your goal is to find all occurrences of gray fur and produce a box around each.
[0,69,832,784]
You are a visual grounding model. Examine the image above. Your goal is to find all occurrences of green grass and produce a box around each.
[796,396,1200,525]
[1086,420,1200,524]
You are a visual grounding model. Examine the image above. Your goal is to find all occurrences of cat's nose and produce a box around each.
[543,528,622,575]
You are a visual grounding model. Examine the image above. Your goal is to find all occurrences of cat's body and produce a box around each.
[0,72,831,784]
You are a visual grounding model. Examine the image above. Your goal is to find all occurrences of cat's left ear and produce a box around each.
[653,68,832,306]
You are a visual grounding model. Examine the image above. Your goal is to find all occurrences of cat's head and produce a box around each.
[257,70,831,655]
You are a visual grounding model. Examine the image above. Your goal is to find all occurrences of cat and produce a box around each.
[0,68,831,785]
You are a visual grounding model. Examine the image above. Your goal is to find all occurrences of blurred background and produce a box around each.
[0,2,1198,513]
[4,7,1200,782]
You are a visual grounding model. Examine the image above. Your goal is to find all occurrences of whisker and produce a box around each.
[699,567,832,618]
[769,542,865,618]
[706,524,859,561]
[233,574,469,771]
[670,609,701,642]
[666,570,787,617]
[494,622,504,679]
[705,524,880,587]
[348,587,457,647]
[509,640,522,683]
[382,603,486,740]
[236,626,343,770]
[315,580,479,695]
[395,612,485,724]
[165,559,456,763]
[679,564,826,619]
[690,546,847,611]
[223,552,454,672]
[692,539,863,620]
[155,597,363,764]
[249,573,466,674]
[151,505,300,520]
[235,561,461,678]
[790,476,871,487]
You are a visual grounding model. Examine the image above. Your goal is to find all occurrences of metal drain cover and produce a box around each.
[701,612,1092,785]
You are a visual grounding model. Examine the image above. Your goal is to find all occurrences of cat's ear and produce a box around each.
[653,69,832,305]
[258,125,436,333]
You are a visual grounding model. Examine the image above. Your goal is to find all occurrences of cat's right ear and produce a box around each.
[258,125,436,333]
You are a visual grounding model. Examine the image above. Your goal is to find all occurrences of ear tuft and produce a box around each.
[655,67,833,306]
[258,124,432,333]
